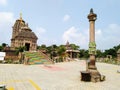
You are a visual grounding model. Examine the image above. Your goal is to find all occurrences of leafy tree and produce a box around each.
[0,43,8,51]
[2,43,7,47]
[96,50,103,58]
[103,49,116,58]
[0,46,3,51]
[57,45,66,56]
[97,44,120,58]
[113,44,120,52]
[37,44,46,50]
[79,49,89,58]
[51,44,58,57]
[70,44,80,50]
[16,46,26,55]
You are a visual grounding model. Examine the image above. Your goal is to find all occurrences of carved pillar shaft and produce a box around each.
[88,9,97,69]
[90,21,95,42]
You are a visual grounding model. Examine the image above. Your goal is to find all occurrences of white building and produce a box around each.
[0,52,6,61]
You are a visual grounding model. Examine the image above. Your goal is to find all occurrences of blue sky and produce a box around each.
[0,0,120,50]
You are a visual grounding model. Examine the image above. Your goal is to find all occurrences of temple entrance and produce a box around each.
[25,43,30,51]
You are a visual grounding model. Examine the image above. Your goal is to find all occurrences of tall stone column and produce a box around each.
[87,8,97,70]
[87,8,101,82]
[81,9,105,82]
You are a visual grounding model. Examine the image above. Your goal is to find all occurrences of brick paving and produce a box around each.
[0,60,120,90]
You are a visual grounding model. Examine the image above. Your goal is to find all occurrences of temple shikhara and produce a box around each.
[11,14,38,51]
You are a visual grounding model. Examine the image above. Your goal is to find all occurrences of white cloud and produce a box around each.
[0,12,15,26]
[96,29,102,36]
[95,24,120,50]
[35,27,46,41]
[62,26,89,48]
[62,24,120,50]
[36,27,46,35]
[0,0,7,6]
[63,14,70,22]
[0,12,15,45]
[35,27,56,45]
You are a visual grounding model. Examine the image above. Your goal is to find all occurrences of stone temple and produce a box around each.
[11,14,38,51]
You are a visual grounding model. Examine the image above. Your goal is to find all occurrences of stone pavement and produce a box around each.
[0,60,120,90]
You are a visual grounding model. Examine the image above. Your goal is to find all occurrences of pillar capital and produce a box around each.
[88,8,97,21]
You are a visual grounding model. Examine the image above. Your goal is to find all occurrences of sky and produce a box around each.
[0,0,120,50]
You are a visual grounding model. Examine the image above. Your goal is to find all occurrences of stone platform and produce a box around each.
[0,60,120,90]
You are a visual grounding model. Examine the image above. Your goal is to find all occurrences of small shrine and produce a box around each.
[65,41,79,61]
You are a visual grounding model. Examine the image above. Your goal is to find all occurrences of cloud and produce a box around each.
[96,24,120,50]
[35,27,60,46]
[0,0,7,6]
[35,27,46,35]
[0,12,15,26]
[63,14,70,22]
[62,26,89,48]
[0,12,15,45]
[62,24,120,50]
[34,27,50,45]
[35,27,46,44]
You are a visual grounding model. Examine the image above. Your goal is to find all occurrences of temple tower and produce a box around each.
[12,13,25,39]
[11,14,38,51]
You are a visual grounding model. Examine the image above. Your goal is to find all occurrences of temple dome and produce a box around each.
[15,29,38,39]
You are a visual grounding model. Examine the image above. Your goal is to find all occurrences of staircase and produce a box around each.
[23,51,53,65]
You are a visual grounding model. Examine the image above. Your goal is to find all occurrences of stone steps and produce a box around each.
[24,51,53,65]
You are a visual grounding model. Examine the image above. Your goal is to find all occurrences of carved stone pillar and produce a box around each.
[87,8,101,82]
[87,8,97,70]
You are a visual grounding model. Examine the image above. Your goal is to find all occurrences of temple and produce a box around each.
[65,41,79,61]
[11,14,38,51]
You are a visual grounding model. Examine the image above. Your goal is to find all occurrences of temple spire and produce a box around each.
[20,12,22,20]
[19,12,24,25]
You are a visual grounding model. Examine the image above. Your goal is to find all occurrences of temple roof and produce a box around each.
[15,24,38,40]
[11,14,38,41]
[15,30,38,39]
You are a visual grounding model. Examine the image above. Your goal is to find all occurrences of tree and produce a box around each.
[99,44,120,58]
[0,43,8,51]
[15,46,26,64]
[37,44,46,50]
[113,44,120,52]
[2,43,7,47]
[57,45,66,56]
[96,50,103,58]
[16,46,26,55]
[79,49,89,58]
[0,45,3,51]
[70,44,80,50]
[104,49,116,58]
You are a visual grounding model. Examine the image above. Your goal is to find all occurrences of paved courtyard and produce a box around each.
[0,60,120,90]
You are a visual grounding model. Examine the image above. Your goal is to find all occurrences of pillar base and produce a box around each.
[89,69,101,82]
[81,63,105,82]
[81,69,105,82]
